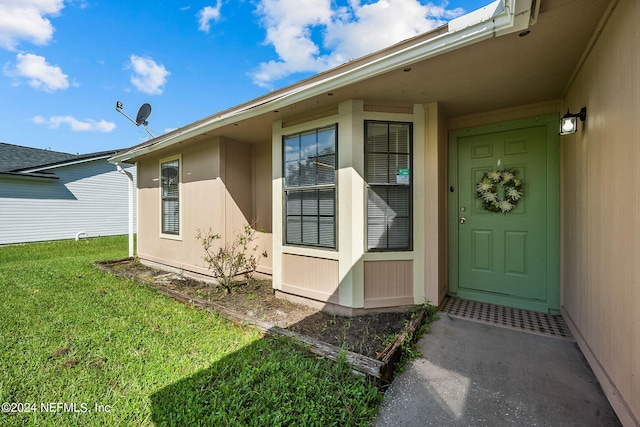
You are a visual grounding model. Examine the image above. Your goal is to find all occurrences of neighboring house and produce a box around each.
[110,0,639,424]
[0,142,136,245]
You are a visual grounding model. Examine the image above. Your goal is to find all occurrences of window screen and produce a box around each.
[161,159,180,235]
[284,125,336,248]
[365,121,412,251]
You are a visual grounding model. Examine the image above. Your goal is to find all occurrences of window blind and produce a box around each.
[284,125,337,248]
[365,121,412,251]
[161,159,180,235]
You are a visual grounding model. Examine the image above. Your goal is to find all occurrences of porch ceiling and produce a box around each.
[207,0,608,146]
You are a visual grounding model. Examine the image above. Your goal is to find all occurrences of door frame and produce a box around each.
[447,114,560,313]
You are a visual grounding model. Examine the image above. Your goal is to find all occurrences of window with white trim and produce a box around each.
[283,125,337,248]
[365,121,412,251]
[161,157,180,235]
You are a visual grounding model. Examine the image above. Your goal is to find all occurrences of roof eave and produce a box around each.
[21,153,116,173]
[109,0,532,164]
[0,171,59,181]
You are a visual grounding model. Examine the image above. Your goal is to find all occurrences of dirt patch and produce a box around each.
[98,259,424,360]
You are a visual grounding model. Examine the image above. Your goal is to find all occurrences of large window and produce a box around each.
[365,121,412,251]
[161,157,180,236]
[284,125,337,248]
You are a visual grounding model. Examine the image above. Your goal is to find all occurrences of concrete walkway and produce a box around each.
[373,315,621,427]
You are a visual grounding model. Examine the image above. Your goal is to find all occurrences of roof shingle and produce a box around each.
[0,142,123,174]
[0,142,77,172]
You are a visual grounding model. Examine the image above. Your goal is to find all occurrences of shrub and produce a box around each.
[196,224,267,293]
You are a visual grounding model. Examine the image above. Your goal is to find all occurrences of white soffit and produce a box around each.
[110,0,533,163]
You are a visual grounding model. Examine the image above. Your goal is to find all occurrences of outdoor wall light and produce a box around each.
[559,107,587,135]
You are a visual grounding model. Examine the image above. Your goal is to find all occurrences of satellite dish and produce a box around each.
[162,166,178,183]
[135,103,152,127]
[115,100,155,138]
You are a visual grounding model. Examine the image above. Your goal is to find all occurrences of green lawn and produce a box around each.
[0,236,381,426]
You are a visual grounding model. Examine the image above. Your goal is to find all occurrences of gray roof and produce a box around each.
[0,142,123,179]
[0,142,77,172]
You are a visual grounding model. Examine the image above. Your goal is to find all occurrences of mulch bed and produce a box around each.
[95,258,431,381]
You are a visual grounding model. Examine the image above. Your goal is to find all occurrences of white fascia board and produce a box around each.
[448,0,505,32]
[109,0,532,164]
[23,154,113,173]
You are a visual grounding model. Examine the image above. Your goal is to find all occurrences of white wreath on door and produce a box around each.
[476,169,523,213]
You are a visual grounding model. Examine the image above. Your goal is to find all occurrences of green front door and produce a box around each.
[448,115,560,313]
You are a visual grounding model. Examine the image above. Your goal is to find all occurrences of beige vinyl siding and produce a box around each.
[560,1,639,424]
[281,254,339,304]
[0,160,136,245]
[253,141,273,233]
[363,260,414,308]
[253,141,274,275]
[136,137,272,278]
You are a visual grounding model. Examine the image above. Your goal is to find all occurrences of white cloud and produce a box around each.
[128,55,170,95]
[0,0,64,50]
[70,0,90,10]
[325,0,464,62]
[33,115,116,132]
[250,0,465,88]
[3,53,69,92]
[198,2,223,33]
[250,0,334,87]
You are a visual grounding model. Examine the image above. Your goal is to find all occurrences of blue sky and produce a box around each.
[1,0,490,154]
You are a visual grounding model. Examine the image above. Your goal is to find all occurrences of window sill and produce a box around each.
[160,233,182,241]
[282,245,339,260]
[363,251,415,261]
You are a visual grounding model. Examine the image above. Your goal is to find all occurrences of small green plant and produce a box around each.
[394,303,439,375]
[383,332,397,347]
[196,224,268,294]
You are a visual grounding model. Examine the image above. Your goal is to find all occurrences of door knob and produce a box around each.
[460,217,466,224]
